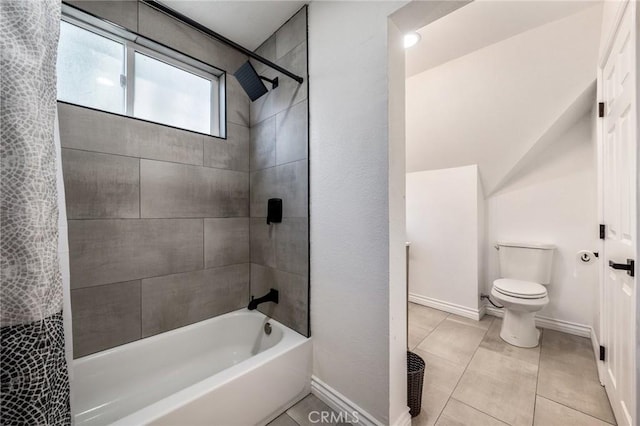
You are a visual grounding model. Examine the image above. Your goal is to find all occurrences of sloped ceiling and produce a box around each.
[406,0,599,77]
[405,4,602,195]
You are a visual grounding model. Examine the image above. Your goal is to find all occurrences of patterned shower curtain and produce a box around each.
[1,0,71,424]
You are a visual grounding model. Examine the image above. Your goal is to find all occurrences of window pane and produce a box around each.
[57,21,125,114]
[133,53,211,134]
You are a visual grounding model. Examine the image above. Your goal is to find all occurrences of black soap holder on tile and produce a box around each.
[267,198,282,225]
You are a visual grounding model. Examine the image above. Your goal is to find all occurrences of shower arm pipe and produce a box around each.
[141,1,305,84]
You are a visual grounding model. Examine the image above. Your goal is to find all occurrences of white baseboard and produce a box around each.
[311,376,393,426]
[591,328,605,385]
[409,293,482,320]
[478,304,487,319]
[391,410,412,426]
[484,306,592,337]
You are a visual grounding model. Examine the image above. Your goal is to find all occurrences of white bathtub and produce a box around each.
[73,309,312,426]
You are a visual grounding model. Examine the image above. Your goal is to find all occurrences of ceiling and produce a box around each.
[405,4,602,194]
[160,1,306,51]
[405,0,599,77]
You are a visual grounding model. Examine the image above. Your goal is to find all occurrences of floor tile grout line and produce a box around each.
[449,397,510,426]
[535,331,617,425]
[432,316,493,425]
[532,328,543,426]
[409,310,450,350]
[534,394,617,425]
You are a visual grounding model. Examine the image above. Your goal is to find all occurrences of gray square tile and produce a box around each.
[411,386,450,426]
[251,264,308,336]
[409,350,465,426]
[65,0,138,31]
[413,349,466,395]
[204,123,249,172]
[268,413,299,426]
[252,35,276,76]
[250,218,276,268]
[71,280,141,358]
[249,39,307,125]
[276,100,308,165]
[250,82,277,126]
[540,329,598,374]
[250,160,307,218]
[533,396,613,426]
[537,331,615,424]
[69,219,203,288]
[58,103,204,166]
[227,75,251,127]
[204,218,249,268]
[452,347,538,426]
[140,159,249,218]
[250,166,277,218]
[435,399,508,426]
[275,160,308,218]
[287,394,350,426]
[275,218,308,276]
[62,149,139,219]
[408,323,431,350]
[137,120,203,166]
[408,303,448,331]
[276,7,307,60]
[58,103,139,158]
[479,318,540,366]
[417,318,487,366]
[273,42,307,116]
[250,116,276,171]
[141,264,249,337]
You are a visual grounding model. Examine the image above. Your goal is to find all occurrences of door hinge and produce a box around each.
[599,224,606,240]
[599,345,605,361]
[120,74,127,88]
[598,102,605,118]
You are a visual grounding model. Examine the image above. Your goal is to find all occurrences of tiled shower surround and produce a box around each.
[60,1,309,358]
[249,8,309,337]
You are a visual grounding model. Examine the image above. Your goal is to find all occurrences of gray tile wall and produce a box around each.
[249,7,310,336]
[60,1,253,357]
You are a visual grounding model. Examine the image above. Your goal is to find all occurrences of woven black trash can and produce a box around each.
[407,351,426,417]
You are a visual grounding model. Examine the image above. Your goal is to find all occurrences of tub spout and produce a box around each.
[248,288,279,310]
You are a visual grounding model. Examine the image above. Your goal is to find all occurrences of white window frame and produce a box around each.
[60,5,226,138]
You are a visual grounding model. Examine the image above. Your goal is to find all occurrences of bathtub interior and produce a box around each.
[73,310,295,425]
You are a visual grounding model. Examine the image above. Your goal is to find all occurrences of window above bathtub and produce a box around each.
[57,4,226,137]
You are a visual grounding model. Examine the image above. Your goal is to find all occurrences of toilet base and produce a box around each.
[500,309,540,348]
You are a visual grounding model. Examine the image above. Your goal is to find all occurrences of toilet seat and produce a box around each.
[493,278,547,299]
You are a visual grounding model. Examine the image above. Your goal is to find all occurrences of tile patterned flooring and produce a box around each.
[270,303,616,426]
[409,303,616,426]
[269,394,351,426]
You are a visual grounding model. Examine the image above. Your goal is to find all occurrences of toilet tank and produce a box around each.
[497,241,556,284]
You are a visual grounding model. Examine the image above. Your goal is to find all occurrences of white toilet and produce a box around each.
[491,241,555,348]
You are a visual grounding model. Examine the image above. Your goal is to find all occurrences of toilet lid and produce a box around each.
[493,278,547,299]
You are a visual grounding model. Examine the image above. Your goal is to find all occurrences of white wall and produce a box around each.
[406,4,602,194]
[486,115,598,327]
[308,2,407,424]
[406,165,481,315]
[387,15,409,426]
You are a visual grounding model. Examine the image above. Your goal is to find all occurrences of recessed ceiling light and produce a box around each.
[403,32,421,49]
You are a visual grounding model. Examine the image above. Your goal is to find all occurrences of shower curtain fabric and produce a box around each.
[1,0,71,424]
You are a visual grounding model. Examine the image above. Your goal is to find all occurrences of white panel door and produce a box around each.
[600,1,637,425]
